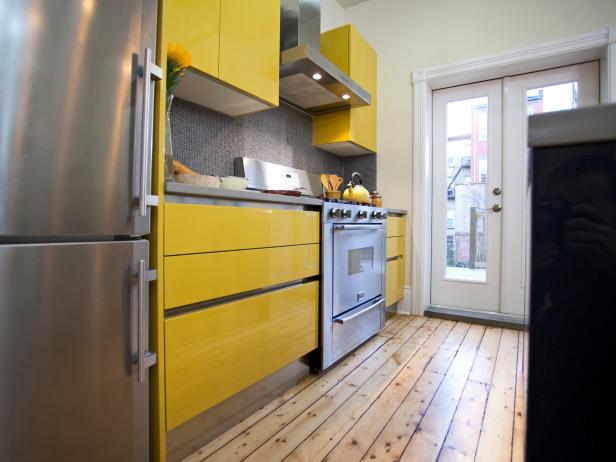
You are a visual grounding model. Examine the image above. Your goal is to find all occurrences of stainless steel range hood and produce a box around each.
[280,0,370,114]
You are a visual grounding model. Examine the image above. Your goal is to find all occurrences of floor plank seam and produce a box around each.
[474,329,509,462]
[434,327,488,462]
[327,319,451,462]
[274,318,434,461]
[201,336,394,461]
[314,319,446,462]
[235,342,394,461]
[184,318,526,462]
[191,377,321,461]
[355,321,461,461]
[396,322,480,462]
[236,318,430,461]
[510,332,526,462]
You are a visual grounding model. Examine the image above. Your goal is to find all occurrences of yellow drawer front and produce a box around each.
[165,281,319,429]
[387,216,406,238]
[164,244,319,309]
[386,236,405,259]
[164,203,320,255]
[386,258,405,307]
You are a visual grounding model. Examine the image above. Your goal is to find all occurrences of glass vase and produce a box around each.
[164,94,175,182]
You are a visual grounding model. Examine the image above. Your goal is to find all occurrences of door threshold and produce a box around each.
[425,305,527,330]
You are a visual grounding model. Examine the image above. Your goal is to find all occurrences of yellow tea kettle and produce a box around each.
[342,172,371,204]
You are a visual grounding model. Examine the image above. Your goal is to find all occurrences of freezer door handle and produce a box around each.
[138,260,157,383]
[139,48,162,217]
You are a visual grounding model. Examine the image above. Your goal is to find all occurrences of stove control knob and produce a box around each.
[342,209,352,218]
[372,211,381,219]
[382,212,388,219]
[358,210,368,219]
[330,208,342,218]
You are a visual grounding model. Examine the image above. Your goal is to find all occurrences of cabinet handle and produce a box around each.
[139,48,162,217]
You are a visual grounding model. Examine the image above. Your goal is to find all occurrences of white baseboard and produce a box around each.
[393,286,414,315]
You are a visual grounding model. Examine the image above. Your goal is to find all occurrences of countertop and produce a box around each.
[387,208,407,216]
[165,182,323,207]
[166,182,408,214]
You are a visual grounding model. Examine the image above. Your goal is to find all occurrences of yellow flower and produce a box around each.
[167,43,192,69]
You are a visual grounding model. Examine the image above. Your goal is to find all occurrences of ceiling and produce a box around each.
[336,0,371,8]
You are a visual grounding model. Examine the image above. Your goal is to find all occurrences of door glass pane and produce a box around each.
[445,97,488,282]
[527,81,578,115]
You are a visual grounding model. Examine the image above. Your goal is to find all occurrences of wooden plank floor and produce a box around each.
[183,314,527,462]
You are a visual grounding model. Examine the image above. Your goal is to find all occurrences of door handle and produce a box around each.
[475,204,502,214]
[138,260,157,383]
[334,299,383,325]
[139,48,162,217]
[334,225,383,231]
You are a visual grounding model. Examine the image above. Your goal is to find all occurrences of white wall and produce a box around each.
[322,0,616,312]
[321,0,346,31]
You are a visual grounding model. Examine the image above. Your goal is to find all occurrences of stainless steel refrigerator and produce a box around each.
[0,1,160,461]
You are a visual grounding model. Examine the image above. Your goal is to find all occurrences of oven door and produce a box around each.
[332,224,385,317]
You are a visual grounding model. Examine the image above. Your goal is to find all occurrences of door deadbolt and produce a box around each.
[492,187,502,196]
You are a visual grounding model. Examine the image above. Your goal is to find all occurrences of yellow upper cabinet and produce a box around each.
[314,25,377,155]
[219,0,280,107]
[162,0,280,116]
[164,0,221,78]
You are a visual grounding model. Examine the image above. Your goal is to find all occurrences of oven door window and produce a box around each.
[348,247,374,275]
[332,225,385,317]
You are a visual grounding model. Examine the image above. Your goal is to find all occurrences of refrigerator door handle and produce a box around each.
[139,48,162,217]
[138,259,157,383]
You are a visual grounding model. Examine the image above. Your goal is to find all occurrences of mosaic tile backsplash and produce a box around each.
[170,98,377,192]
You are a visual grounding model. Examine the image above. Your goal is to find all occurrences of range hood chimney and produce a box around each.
[280,0,371,114]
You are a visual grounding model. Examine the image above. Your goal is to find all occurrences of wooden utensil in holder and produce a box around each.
[320,173,344,199]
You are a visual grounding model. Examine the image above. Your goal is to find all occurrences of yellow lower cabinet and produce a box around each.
[386,258,404,307]
[164,203,320,255]
[165,281,319,430]
[164,244,319,309]
[386,236,405,260]
[386,216,406,238]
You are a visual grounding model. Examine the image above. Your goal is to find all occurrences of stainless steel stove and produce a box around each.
[321,200,387,370]
[234,157,387,370]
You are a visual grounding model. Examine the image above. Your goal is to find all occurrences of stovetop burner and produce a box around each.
[322,198,377,206]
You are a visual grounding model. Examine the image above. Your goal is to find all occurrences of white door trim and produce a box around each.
[411,26,616,315]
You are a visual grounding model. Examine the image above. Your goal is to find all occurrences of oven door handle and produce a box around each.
[334,299,383,324]
[334,225,383,231]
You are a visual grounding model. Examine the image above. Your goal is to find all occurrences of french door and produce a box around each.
[431,62,599,314]
[431,80,503,311]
